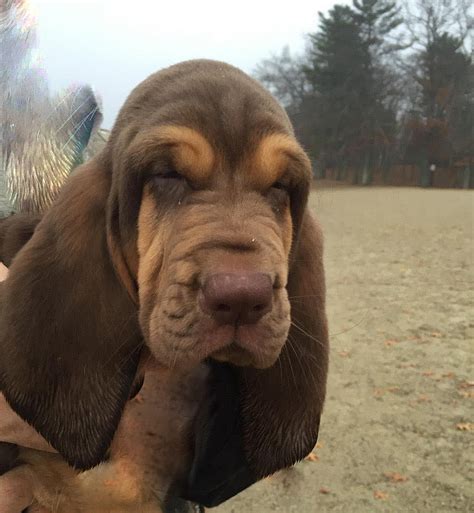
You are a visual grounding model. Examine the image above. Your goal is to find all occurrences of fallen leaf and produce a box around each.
[384,472,408,483]
[316,442,323,449]
[417,395,431,402]
[374,490,389,500]
[373,388,384,397]
[456,423,474,431]
[373,386,400,398]
[305,452,319,462]
[459,381,474,389]
[338,350,350,357]
[319,487,330,494]
[441,372,455,379]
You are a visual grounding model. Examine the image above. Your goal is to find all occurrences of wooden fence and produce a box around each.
[319,164,473,189]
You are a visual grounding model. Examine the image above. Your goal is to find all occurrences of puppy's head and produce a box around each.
[106,60,312,370]
[1,61,325,484]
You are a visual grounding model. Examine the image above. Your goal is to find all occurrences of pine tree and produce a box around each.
[351,0,402,183]
[418,33,471,121]
[352,0,403,59]
[304,5,367,175]
[303,2,402,181]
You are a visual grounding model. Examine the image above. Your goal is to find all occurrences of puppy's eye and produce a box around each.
[160,170,184,180]
[271,181,288,192]
[150,168,192,204]
[267,180,290,215]
[151,169,186,187]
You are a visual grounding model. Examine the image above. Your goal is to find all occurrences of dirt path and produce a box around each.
[215,187,473,513]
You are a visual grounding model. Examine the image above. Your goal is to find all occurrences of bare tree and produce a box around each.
[403,0,473,51]
[253,46,309,112]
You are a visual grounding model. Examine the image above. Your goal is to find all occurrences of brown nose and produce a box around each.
[199,272,273,325]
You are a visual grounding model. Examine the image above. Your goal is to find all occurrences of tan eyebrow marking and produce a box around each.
[126,125,215,183]
[248,133,309,189]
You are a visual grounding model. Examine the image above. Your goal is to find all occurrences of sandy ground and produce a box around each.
[215,187,473,513]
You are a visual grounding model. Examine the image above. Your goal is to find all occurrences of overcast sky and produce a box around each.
[32,0,350,127]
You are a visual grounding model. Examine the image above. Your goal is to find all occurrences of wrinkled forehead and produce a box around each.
[108,63,311,189]
[112,65,288,147]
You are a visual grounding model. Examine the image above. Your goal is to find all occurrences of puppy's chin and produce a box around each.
[210,344,280,369]
[210,344,256,367]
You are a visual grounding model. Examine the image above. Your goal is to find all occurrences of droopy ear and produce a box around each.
[0,159,143,470]
[240,211,328,476]
[185,211,328,506]
[0,213,42,266]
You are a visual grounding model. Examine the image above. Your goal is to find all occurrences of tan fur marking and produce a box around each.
[137,188,164,304]
[137,187,159,261]
[281,208,293,256]
[128,125,214,184]
[249,133,306,189]
[160,125,214,182]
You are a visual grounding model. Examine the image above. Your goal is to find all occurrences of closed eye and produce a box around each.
[271,181,288,191]
[151,168,186,186]
[150,167,194,197]
[160,170,184,180]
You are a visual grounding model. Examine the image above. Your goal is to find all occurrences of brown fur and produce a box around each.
[10,359,208,512]
[0,59,328,510]
[0,213,41,266]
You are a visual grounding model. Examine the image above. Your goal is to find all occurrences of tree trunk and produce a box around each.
[419,156,431,187]
[461,163,472,189]
[352,167,359,185]
[361,154,372,185]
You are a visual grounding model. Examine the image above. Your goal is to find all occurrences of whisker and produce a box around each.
[283,336,302,388]
[287,334,322,384]
[290,320,327,349]
[288,295,322,299]
[289,303,318,319]
[104,341,143,391]
[329,309,371,337]
[101,313,141,367]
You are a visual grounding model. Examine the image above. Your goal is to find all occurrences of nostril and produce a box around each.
[200,272,273,325]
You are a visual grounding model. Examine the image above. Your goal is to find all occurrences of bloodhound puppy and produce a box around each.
[0,59,328,511]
